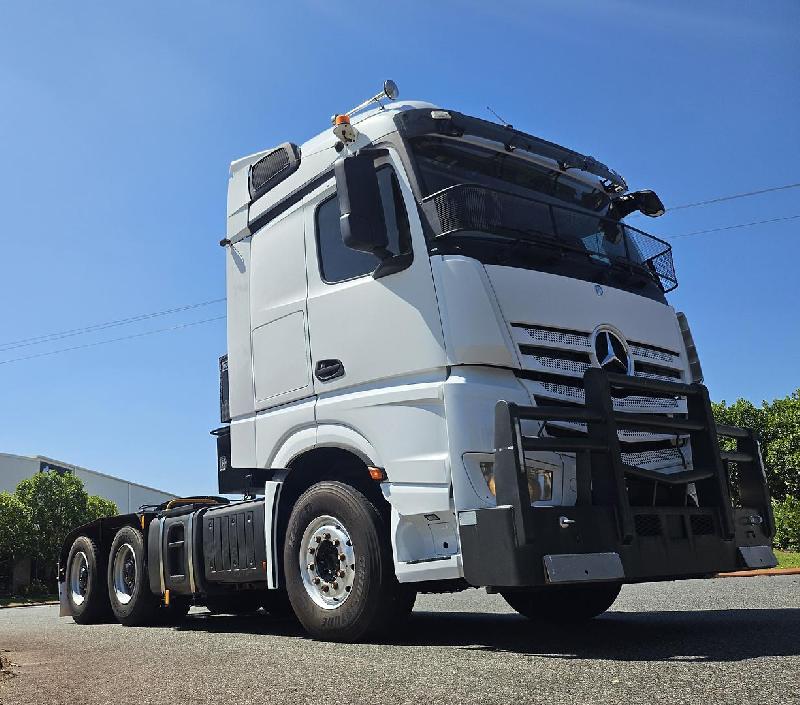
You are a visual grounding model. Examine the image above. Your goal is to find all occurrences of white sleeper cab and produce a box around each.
[58,82,776,642]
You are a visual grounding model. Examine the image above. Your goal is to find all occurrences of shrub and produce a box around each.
[772,495,800,551]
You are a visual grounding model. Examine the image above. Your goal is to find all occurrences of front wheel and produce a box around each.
[283,481,397,642]
[502,582,621,623]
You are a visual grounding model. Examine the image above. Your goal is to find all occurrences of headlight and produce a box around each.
[479,461,553,502]
[676,312,704,383]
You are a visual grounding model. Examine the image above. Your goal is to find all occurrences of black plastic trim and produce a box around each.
[458,369,774,588]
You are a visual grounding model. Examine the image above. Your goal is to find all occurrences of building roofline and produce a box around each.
[0,452,176,497]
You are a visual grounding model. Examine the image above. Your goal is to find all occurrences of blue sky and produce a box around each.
[1,1,798,496]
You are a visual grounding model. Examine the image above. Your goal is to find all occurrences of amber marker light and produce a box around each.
[368,466,387,481]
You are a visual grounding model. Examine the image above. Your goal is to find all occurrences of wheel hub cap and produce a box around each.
[299,515,355,610]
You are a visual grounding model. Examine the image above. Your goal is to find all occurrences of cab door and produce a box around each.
[304,149,446,398]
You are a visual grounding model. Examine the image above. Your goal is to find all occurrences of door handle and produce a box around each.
[315,359,345,382]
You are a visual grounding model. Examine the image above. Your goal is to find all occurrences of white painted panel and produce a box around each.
[252,312,311,402]
[225,237,254,421]
[484,264,683,352]
[430,256,518,367]
[250,204,313,412]
[315,375,449,486]
[255,397,317,469]
[75,469,129,511]
[304,150,446,398]
[0,454,38,493]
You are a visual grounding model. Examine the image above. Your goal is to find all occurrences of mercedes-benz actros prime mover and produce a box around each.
[58,81,777,642]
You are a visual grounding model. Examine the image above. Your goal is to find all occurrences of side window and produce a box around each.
[316,166,412,283]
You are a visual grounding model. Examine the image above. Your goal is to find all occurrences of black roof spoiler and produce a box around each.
[394,108,627,193]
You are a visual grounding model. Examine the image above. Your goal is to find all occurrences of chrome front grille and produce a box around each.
[513,323,690,472]
[514,324,684,383]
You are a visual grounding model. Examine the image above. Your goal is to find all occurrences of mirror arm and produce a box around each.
[373,252,414,280]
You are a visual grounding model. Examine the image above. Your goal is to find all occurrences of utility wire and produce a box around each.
[666,182,800,212]
[629,182,800,216]
[2,184,797,357]
[0,298,226,352]
[0,315,226,366]
[663,214,800,240]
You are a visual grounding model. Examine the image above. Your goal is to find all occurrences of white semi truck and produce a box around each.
[59,82,777,642]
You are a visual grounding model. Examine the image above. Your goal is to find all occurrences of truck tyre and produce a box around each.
[107,526,160,626]
[283,481,396,642]
[66,535,110,624]
[502,583,621,623]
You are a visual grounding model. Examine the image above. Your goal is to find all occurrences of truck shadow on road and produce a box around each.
[176,607,799,663]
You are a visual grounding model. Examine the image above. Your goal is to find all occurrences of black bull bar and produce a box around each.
[458,368,776,588]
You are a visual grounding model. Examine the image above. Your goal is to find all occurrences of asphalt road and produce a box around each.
[1,575,798,705]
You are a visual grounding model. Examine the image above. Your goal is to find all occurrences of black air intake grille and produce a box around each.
[690,514,716,536]
[248,143,301,200]
[635,514,663,537]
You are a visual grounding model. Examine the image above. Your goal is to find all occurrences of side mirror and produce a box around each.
[334,154,389,258]
[636,190,666,218]
[611,189,666,219]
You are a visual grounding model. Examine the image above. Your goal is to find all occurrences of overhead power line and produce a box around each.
[663,214,800,240]
[0,298,226,352]
[666,182,800,212]
[0,315,226,366]
[628,181,800,217]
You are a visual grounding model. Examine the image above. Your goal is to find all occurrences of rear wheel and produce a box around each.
[107,526,160,626]
[502,583,621,623]
[284,481,397,642]
[66,535,110,624]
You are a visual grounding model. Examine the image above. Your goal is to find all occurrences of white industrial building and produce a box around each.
[0,452,176,512]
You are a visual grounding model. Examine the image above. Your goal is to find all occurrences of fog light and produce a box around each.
[480,461,553,502]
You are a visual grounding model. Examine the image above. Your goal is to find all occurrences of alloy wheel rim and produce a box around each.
[112,543,137,605]
[69,551,89,606]
[299,515,356,610]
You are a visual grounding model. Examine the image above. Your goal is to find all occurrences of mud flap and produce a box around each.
[58,580,71,617]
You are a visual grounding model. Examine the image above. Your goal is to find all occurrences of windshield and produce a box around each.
[410,136,677,294]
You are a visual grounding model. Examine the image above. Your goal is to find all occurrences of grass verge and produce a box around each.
[0,594,58,608]
[775,550,800,569]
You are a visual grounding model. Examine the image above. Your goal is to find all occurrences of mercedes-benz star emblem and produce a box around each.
[593,329,632,375]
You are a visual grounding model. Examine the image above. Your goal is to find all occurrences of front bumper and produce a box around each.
[458,369,776,588]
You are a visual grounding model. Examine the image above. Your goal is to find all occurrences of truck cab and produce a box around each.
[59,83,776,642]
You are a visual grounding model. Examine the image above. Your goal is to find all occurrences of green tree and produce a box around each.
[86,494,119,522]
[0,492,33,559]
[14,472,90,563]
[713,391,800,500]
